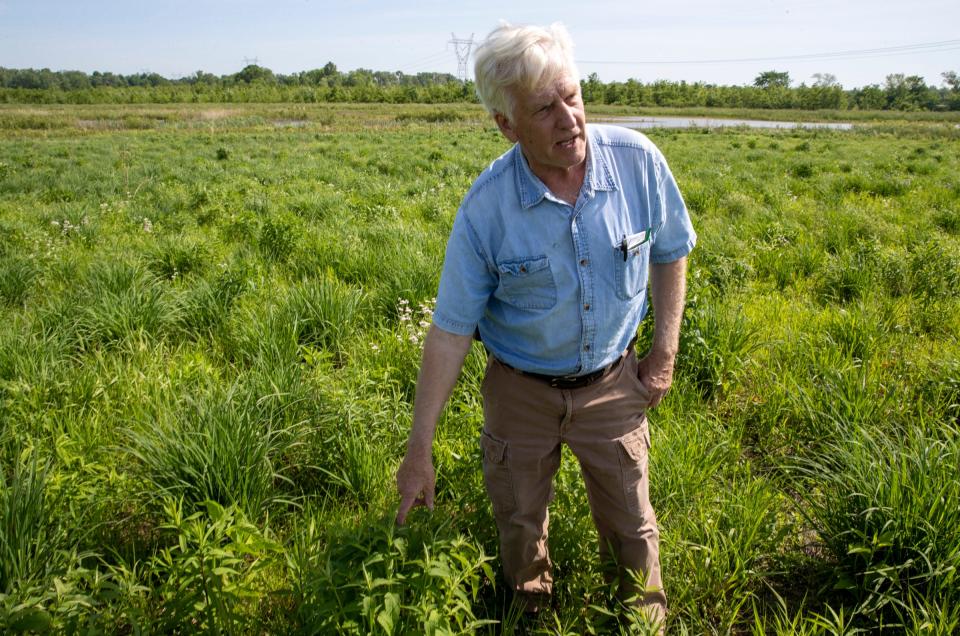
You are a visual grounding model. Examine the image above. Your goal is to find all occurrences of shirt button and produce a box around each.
[584,303,591,311]
[519,265,526,273]
[584,344,591,351]
[579,259,588,266]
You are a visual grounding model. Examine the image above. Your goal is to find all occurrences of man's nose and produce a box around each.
[556,101,577,128]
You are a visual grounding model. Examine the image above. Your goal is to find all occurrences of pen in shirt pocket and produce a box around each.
[620,228,652,261]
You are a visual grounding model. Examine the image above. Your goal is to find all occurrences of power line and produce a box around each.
[578,38,960,66]
[400,49,450,68]
[401,50,452,74]
[449,33,474,81]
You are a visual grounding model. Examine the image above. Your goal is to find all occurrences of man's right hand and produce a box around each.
[394,325,472,526]
[395,452,436,525]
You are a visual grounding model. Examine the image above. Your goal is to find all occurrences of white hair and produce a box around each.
[473,22,580,120]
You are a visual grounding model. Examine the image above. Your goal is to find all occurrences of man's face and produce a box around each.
[495,73,587,180]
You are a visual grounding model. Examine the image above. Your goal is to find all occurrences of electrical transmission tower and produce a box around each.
[449,33,474,81]
[242,57,259,67]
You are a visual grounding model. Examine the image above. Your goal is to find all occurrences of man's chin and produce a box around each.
[557,143,586,167]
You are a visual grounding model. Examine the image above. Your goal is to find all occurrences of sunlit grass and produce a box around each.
[0,102,958,632]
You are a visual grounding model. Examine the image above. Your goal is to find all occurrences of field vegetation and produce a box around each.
[0,103,958,633]
[2,65,959,113]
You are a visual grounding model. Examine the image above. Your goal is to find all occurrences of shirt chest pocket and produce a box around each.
[614,230,651,300]
[496,256,558,310]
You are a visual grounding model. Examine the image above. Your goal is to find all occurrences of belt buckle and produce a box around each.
[550,374,582,389]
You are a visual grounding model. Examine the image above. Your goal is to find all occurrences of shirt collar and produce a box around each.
[514,125,618,210]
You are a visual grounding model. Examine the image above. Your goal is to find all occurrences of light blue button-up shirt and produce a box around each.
[433,124,697,376]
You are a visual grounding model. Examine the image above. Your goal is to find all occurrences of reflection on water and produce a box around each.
[597,116,854,131]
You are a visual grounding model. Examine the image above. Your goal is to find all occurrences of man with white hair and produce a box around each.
[396,22,695,625]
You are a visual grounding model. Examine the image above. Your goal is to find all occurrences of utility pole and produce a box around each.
[449,33,474,82]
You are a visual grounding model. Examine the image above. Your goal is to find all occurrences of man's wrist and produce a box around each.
[647,343,678,363]
[405,437,434,459]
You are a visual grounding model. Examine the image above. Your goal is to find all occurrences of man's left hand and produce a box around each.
[635,349,676,409]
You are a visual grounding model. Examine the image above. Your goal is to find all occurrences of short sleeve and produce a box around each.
[650,155,697,264]
[432,211,497,336]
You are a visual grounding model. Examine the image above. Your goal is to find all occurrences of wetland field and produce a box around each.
[0,103,958,633]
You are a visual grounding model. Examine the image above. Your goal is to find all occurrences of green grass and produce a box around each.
[0,103,958,633]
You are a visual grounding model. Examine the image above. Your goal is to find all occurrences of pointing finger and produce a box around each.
[396,493,416,526]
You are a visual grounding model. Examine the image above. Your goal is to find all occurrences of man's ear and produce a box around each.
[494,112,519,143]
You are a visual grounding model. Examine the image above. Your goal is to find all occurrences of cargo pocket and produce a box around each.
[613,231,651,300]
[480,431,516,514]
[615,426,651,516]
[496,256,557,309]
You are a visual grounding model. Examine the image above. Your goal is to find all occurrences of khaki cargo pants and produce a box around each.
[479,347,666,617]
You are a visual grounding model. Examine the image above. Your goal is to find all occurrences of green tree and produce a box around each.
[581,72,603,103]
[234,65,275,84]
[754,70,790,89]
[941,71,960,110]
[884,74,934,110]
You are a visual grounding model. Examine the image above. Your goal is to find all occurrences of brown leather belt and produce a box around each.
[499,338,636,390]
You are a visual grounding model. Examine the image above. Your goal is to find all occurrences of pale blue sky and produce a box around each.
[2,0,958,88]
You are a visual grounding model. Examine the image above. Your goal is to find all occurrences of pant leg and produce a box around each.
[563,350,667,617]
[480,356,564,599]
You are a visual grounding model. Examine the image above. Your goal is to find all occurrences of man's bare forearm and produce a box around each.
[648,257,687,361]
[405,325,474,457]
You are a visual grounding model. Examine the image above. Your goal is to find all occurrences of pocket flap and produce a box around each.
[497,256,549,277]
[480,432,507,464]
[617,427,648,463]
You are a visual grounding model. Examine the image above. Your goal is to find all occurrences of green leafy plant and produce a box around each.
[149,498,281,634]
[289,517,495,635]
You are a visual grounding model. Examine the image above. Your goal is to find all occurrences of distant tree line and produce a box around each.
[0,63,473,104]
[580,70,960,112]
[1,64,958,111]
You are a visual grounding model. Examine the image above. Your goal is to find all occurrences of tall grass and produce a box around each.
[0,449,64,591]
[792,420,960,622]
[123,383,304,518]
[71,261,181,350]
